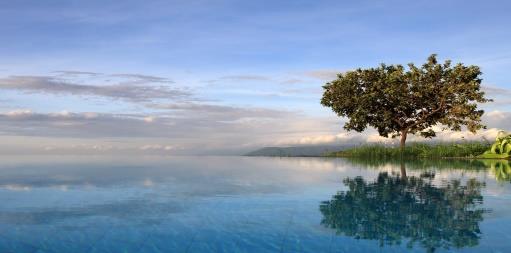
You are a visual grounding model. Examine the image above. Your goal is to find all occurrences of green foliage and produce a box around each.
[320,172,486,252]
[326,142,490,159]
[321,54,491,146]
[479,131,511,159]
[343,156,488,171]
[342,157,511,184]
[481,160,511,182]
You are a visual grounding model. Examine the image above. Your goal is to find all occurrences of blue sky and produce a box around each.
[0,0,510,154]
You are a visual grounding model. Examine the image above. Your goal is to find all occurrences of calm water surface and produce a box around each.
[1,156,510,253]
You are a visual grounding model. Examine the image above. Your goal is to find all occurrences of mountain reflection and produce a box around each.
[320,167,487,253]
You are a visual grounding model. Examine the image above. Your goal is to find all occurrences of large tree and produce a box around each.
[321,54,491,151]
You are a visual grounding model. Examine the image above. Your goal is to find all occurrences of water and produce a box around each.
[1,156,510,253]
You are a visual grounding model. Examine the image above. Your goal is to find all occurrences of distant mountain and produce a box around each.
[245,145,352,157]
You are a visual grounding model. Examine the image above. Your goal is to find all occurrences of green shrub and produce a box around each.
[479,131,511,159]
[326,142,490,159]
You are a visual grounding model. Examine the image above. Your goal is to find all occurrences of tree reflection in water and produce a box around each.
[320,166,487,253]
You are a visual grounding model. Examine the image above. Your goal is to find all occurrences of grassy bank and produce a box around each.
[325,142,491,159]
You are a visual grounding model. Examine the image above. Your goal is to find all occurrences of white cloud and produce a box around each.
[304,69,341,81]
[280,78,304,85]
[0,67,509,156]
[91,145,113,151]
[83,112,98,119]
[482,110,511,130]
[6,109,33,117]
[276,109,511,147]
[287,132,363,145]
[0,107,339,154]
[0,75,191,103]
[0,107,507,155]
[482,85,511,106]
[486,110,508,119]
[53,70,101,76]
[483,85,511,96]
[366,134,394,143]
[143,116,156,123]
[110,73,173,83]
[220,75,270,81]
[139,144,174,151]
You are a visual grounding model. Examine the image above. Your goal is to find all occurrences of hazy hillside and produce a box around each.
[245,145,352,157]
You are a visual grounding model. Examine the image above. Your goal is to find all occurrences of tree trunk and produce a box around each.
[399,130,408,180]
[400,161,407,180]
[400,130,408,154]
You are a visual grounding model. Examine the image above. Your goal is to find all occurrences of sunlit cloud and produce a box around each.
[277,110,511,147]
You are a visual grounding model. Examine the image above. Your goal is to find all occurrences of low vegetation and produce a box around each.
[479,131,511,159]
[325,142,490,159]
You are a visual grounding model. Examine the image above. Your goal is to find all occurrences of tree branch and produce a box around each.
[408,97,446,130]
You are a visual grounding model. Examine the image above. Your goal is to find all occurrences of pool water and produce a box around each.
[0,156,510,252]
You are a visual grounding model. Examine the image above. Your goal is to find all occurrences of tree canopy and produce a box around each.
[321,54,491,149]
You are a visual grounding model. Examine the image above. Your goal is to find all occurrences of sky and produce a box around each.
[0,0,510,155]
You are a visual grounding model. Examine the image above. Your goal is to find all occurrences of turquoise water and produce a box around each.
[0,156,510,253]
